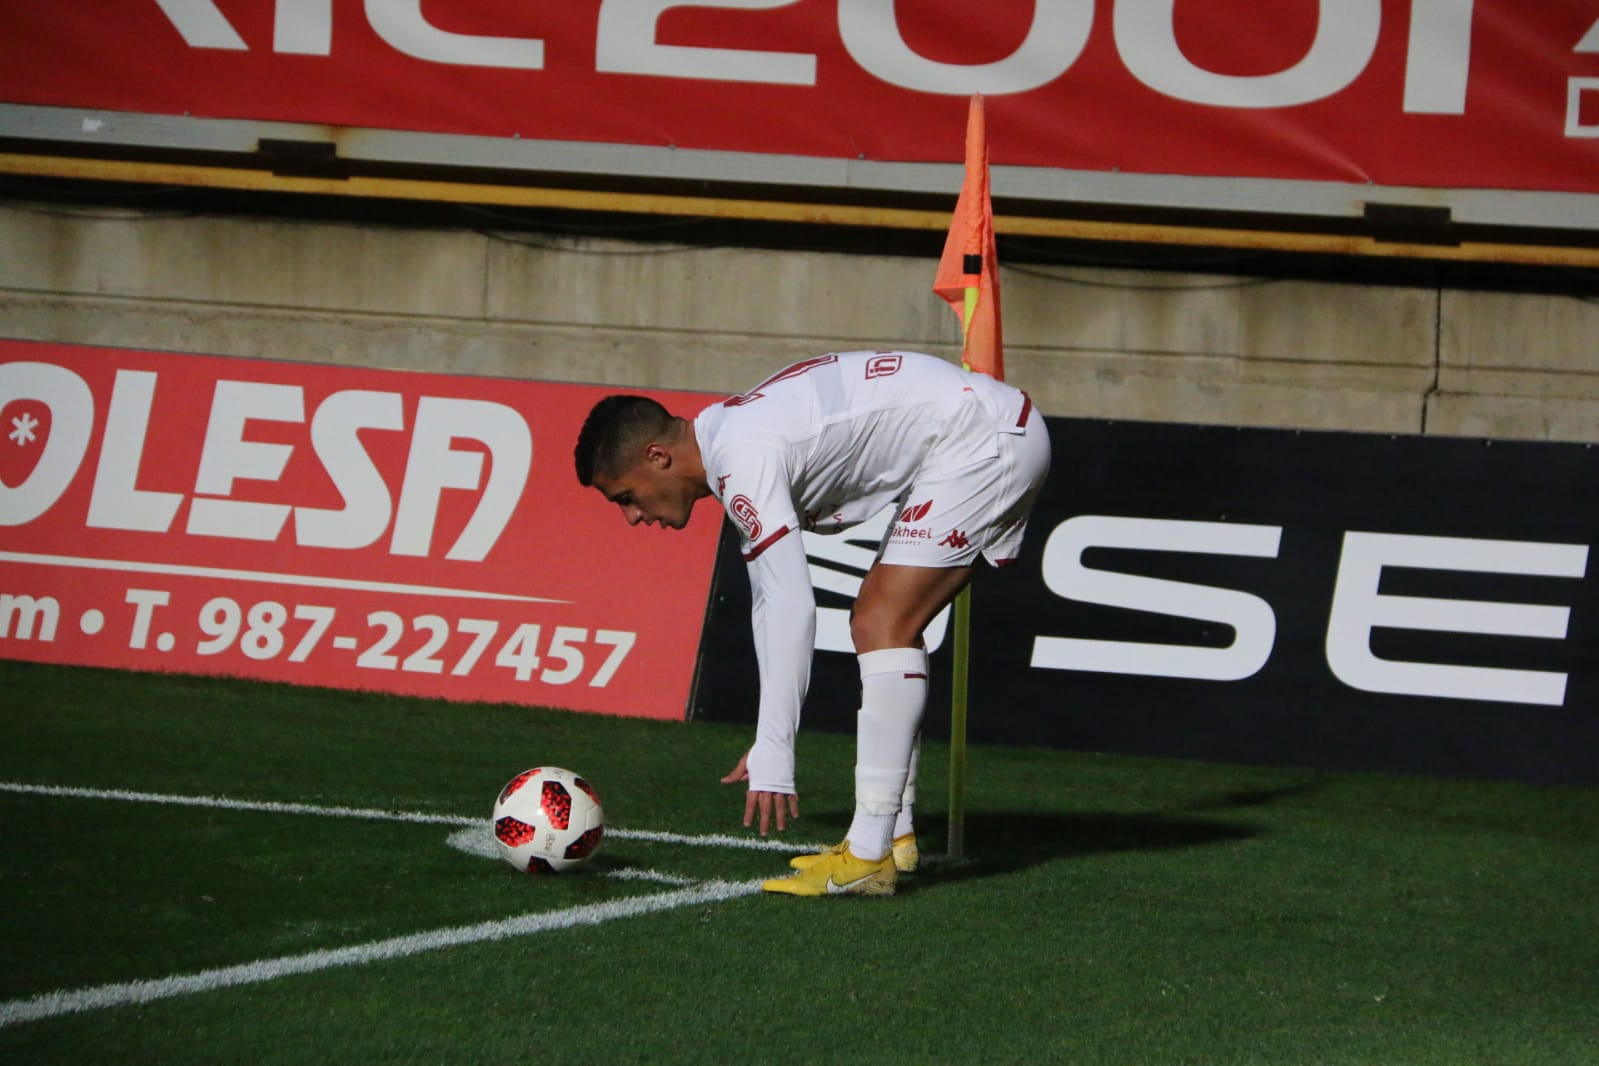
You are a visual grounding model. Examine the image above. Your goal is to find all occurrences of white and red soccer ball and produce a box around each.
[491,766,605,874]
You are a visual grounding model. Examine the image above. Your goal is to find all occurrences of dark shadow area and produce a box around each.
[801,805,1262,894]
[1176,782,1324,814]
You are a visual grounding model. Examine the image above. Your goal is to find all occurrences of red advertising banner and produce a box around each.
[0,339,721,719]
[1,2,1597,196]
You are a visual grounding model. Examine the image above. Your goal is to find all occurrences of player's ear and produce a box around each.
[643,442,671,469]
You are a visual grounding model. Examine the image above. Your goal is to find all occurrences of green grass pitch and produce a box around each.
[1,659,1595,1064]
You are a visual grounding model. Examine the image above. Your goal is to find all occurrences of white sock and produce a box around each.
[894,734,921,841]
[847,648,928,862]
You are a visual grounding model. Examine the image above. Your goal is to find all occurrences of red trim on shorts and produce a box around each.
[993,558,1019,567]
[905,672,928,680]
[742,524,793,562]
[1016,392,1033,429]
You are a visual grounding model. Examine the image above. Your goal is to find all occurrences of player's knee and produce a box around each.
[849,605,879,653]
[850,606,916,654]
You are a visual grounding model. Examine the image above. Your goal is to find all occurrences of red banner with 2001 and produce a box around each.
[0,1,1597,195]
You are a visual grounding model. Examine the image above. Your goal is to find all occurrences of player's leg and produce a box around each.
[788,729,919,873]
[850,560,975,653]
[769,395,1051,893]
[766,562,967,895]
[837,401,1050,869]
[843,561,974,863]
[891,732,921,871]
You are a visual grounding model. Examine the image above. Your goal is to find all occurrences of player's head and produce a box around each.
[574,395,702,530]
[574,395,676,486]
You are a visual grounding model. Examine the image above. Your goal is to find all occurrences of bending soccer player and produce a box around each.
[574,351,1051,896]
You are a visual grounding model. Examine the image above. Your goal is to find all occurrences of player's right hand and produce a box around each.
[743,788,800,836]
[719,748,750,785]
[721,749,798,834]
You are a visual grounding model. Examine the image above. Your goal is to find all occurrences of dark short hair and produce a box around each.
[574,394,677,486]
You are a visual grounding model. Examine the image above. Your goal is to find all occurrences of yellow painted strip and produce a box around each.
[3,152,1596,268]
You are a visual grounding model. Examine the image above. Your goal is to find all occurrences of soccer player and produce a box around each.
[574,351,1051,896]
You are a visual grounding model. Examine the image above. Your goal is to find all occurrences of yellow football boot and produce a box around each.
[789,833,919,874]
[762,844,897,897]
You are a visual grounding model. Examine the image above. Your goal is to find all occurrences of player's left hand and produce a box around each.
[721,750,799,834]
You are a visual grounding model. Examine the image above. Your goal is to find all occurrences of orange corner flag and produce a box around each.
[932,93,1003,381]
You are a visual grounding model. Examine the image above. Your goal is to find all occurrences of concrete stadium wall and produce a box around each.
[2,201,1596,442]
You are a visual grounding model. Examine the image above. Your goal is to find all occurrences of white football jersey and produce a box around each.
[692,351,1036,796]
[695,351,1028,559]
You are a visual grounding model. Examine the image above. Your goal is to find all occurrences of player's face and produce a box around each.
[594,460,693,530]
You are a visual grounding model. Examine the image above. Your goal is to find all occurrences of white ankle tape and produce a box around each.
[855,766,907,815]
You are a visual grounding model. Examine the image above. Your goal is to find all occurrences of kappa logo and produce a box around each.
[898,499,933,524]
[716,474,729,497]
[730,494,762,541]
[939,529,971,550]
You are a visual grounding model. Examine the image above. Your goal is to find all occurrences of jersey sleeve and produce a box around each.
[702,425,811,793]
[711,436,801,563]
[741,523,815,795]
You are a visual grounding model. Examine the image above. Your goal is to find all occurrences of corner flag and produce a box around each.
[932,93,1003,382]
[932,93,1003,861]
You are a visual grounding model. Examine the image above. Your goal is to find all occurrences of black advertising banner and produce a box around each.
[694,419,1598,785]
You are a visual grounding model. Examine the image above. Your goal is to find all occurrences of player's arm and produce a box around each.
[725,521,814,832]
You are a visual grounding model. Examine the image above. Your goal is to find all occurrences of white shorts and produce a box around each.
[876,396,1052,569]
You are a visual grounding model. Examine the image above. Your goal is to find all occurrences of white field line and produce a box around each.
[0,782,827,853]
[0,878,764,1028]
[0,780,827,1028]
[442,826,697,885]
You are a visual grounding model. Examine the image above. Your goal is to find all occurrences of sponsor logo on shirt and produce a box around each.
[865,353,902,379]
[730,494,762,541]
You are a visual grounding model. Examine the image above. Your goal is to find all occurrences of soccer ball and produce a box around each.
[491,766,605,874]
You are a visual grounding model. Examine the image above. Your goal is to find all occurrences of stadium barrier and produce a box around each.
[6,340,1594,783]
[696,418,1598,785]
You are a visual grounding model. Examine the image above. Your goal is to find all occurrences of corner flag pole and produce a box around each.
[932,94,1003,861]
